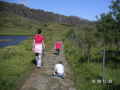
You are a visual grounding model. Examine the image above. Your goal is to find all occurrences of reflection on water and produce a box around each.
[0,36,29,47]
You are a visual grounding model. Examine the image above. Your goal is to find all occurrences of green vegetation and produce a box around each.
[0,39,13,42]
[0,22,74,90]
[0,0,120,90]
[0,39,34,90]
[63,0,120,90]
[0,12,41,35]
[96,0,120,50]
[64,37,120,90]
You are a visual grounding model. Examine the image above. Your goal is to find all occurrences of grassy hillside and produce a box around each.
[0,1,92,25]
[0,12,42,35]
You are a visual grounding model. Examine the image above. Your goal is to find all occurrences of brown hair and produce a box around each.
[59,61,63,64]
[37,29,42,34]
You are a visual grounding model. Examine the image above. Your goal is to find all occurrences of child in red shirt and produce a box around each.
[32,29,45,68]
[54,41,63,55]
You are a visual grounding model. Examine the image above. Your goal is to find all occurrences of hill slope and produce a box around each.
[0,12,41,35]
[0,1,92,25]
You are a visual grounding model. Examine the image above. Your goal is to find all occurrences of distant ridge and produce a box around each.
[0,1,92,25]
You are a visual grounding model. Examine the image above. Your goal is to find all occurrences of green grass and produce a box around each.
[0,33,33,36]
[0,18,72,90]
[64,39,120,90]
[0,12,42,35]
[1,11,120,90]
[0,39,34,90]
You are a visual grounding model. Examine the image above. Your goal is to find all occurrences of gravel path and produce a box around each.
[20,50,76,90]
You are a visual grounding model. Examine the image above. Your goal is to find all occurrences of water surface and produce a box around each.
[0,36,29,47]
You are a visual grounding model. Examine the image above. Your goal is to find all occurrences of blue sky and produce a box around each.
[2,0,112,21]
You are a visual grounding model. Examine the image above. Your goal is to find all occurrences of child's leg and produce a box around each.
[56,49,60,55]
[37,53,42,67]
[35,53,38,65]
[57,49,60,55]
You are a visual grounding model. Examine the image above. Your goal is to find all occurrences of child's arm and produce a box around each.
[32,40,35,51]
[42,41,45,49]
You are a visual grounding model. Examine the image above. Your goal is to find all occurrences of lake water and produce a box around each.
[0,36,30,47]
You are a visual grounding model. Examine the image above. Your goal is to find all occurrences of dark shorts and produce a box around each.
[55,72,64,78]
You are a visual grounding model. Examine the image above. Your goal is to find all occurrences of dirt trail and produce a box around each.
[20,50,76,90]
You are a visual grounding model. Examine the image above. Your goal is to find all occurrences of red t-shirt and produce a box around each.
[34,34,44,44]
[55,42,62,49]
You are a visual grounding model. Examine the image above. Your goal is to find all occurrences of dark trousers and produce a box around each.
[56,49,60,55]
